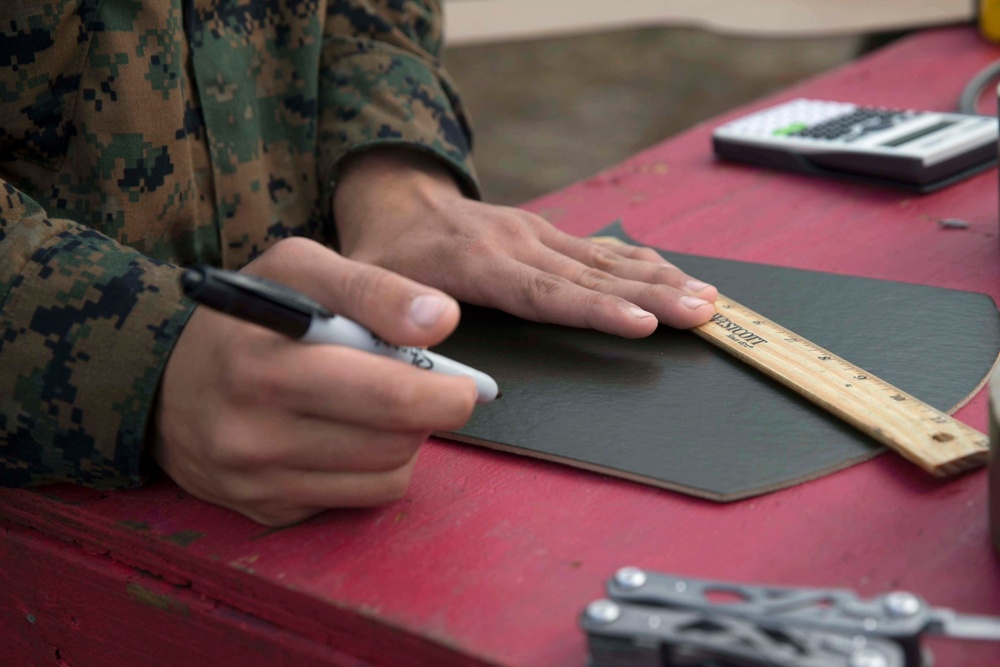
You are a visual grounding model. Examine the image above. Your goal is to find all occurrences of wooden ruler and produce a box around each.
[692,293,989,477]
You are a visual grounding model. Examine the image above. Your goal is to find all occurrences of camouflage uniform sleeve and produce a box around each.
[0,180,195,489]
[318,0,481,202]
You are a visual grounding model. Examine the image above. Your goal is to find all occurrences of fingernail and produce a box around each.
[410,294,449,327]
[681,296,710,310]
[629,306,655,319]
[686,279,711,292]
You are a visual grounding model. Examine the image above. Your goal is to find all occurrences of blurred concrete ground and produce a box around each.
[441,28,868,204]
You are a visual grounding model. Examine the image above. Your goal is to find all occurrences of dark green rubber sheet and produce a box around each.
[434,222,1000,501]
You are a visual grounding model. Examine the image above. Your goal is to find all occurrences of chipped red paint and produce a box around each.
[3,27,1000,667]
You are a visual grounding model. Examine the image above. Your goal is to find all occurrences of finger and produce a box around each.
[284,419,426,473]
[244,236,461,348]
[230,458,420,520]
[544,230,718,302]
[468,255,660,338]
[214,458,421,525]
[233,341,479,430]
[593,236,711,281]
[214,413,427,474]
[590,234,662,260]
[520,245,716,329]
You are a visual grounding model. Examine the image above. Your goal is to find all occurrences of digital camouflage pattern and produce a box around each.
[0,0,478,489]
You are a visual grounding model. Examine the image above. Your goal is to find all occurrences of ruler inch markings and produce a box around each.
[691,293,988,477]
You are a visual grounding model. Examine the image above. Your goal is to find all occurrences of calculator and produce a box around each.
[712,98,998,192]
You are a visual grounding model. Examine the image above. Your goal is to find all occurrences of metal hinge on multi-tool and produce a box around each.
[579,568,1000,667]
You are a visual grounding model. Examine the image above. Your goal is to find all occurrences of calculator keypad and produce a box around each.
[716,99,922,143]
[790,107,918,142]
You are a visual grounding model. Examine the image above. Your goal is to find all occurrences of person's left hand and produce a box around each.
[333,150,717,339]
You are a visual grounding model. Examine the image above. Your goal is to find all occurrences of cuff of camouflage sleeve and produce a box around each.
[318,44,482,210]
[0,221,195,489]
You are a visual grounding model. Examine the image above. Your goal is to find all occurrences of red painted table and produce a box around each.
[4,27,1000,667]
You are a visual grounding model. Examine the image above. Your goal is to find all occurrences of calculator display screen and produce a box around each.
[881,120,955,147]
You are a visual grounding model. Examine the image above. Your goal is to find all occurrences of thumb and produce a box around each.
[244,237,462,347]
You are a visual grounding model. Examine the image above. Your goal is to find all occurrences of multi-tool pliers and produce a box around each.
[579,568,1000,666]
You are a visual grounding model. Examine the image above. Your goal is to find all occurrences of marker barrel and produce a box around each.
[303,316,499,403]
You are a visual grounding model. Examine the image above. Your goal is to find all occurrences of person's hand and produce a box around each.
[333,151,718,339]
[152,238,478,526]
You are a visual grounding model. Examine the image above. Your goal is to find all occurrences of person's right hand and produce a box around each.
[151,238,478,526]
